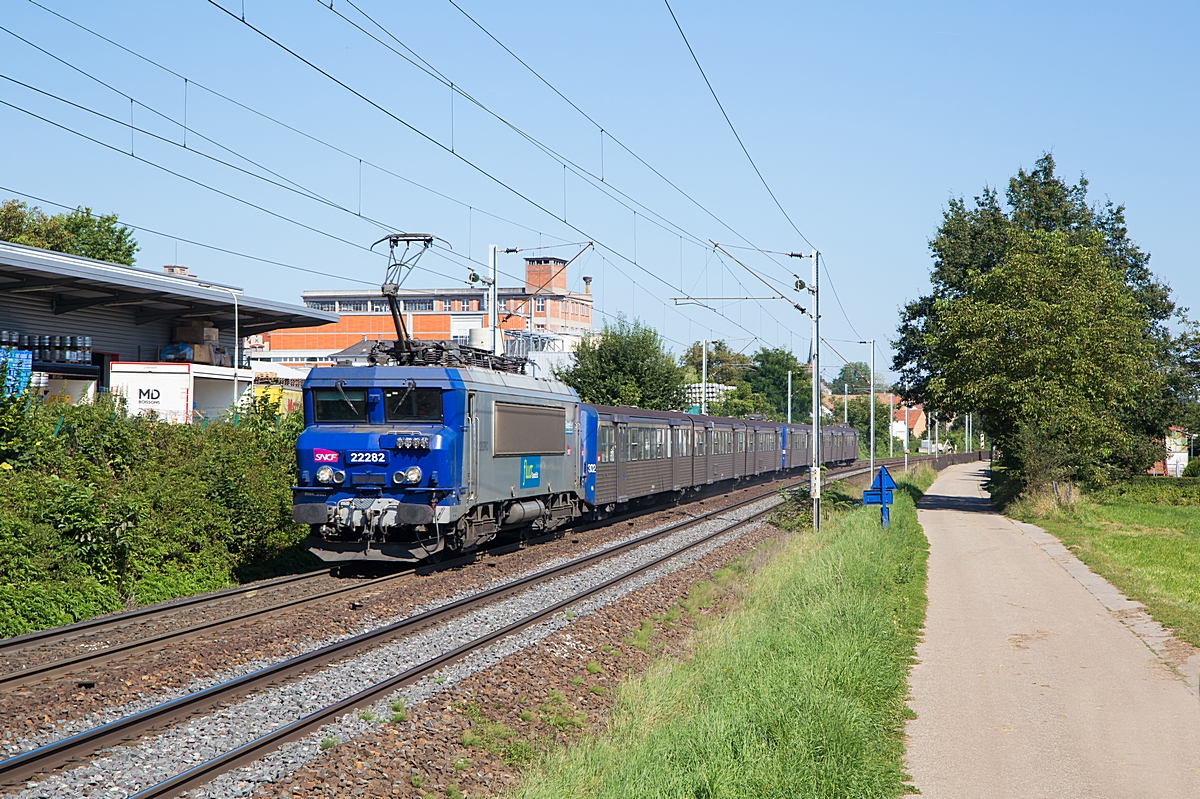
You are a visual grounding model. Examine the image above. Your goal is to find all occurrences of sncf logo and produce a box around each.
[313,448,340,463]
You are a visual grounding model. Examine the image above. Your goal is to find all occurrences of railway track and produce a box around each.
[0,465,840,691]
[1,454,966,795]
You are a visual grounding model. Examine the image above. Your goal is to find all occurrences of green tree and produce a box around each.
[555,316,685,410]
[680,340,752,387]
[743,347,807,421]
[0,199,138,265]
[844,395,899,458]
[709,383,775,419]
[832,361,872,394]
[894,155,1188,486]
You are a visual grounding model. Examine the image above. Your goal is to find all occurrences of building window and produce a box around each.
[535,297,546,312]
[404,299,434,311]
[305,301,336,312]
[371,300,390,313]
[498,298,508,312]
[339,299,368,312]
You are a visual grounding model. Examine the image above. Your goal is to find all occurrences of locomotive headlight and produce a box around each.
[332,470,346,485]
[391,470,406,486]
[316,465,335,484]
[404,465,423,484]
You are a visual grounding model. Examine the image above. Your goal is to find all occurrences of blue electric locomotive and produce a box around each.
[291,234,857,562]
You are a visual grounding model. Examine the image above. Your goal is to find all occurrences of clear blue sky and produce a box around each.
[2,0,1196,381]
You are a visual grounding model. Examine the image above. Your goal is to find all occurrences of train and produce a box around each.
[290,233,858,562]
[291,352,859,562]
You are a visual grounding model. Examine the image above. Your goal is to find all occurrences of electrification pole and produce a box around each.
[811,250,821,531]
[701,340,708,416]
[844,384,848,424]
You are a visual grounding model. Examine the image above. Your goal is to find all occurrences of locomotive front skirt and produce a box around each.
[292,365,858,562]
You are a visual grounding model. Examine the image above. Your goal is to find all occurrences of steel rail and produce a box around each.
[0,464,830,687]
[0,567,435,691]
[0,453,941,691]
[0,470,805,789]
[1,453,962,788]
[130,494,785,798]
[128,454,962,798]
[0,568,331,656]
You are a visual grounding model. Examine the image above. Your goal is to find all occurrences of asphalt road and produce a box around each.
[905,462,1200,798]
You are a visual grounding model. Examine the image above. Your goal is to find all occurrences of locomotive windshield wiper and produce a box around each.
[392,379,416,415]
[334,379,357,413]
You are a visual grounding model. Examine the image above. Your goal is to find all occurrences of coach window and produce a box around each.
[696,430,706,456]
[656,428,666,459]
[599,424,615,463]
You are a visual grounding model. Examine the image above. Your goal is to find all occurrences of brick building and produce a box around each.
[253,257,593,365]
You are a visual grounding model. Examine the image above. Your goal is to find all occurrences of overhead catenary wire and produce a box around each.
[439,0,803,284]
[17,0,824,352]
[315,0,792,337]
[20,0,570,245]
[661,0,814,251]
[0,185,378,287]
[3,9,727,346]
[660,0,872,346]
[205,0,768,345]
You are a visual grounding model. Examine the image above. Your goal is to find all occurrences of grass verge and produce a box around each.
[1003,470,1200,648]
[512,467,936,799]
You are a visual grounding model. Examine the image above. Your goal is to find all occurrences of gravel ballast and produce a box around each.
[0,477,797,747]
[9,494,782,799]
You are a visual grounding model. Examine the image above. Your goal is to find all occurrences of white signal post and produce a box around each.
[787,370,792,424]
[858,339,876,479]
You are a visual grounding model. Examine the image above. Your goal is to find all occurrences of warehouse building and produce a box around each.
[0,241,336,410]
[252,256,594,365]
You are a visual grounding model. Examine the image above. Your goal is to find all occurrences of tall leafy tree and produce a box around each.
[832,361,872,394]
[894,155,1187,485]
[0,200,138,265]
[555,316,685,410]
[680,340,752,386]
[744,346,807,421]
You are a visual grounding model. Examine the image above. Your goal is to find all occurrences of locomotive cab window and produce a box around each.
[313,388,368,422]
[384,387,443,423]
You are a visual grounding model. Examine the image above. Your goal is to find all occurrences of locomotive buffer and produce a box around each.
[862,465,898,528]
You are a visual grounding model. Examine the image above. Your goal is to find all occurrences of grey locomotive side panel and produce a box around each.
[494,402,567,455]
[474,391,580,505]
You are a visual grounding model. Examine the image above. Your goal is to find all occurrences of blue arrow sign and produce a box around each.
[863,465,897,528]
[869,464,898,492]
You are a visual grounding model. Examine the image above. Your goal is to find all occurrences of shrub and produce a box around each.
[0,391,306,636]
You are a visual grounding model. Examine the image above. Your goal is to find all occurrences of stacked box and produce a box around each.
[0,349,33,396]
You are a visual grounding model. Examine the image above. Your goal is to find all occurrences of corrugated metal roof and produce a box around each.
[0,241,338,335]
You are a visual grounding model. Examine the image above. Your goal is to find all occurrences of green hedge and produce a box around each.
[1098,476,1200,506]
[0,388,307,637]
